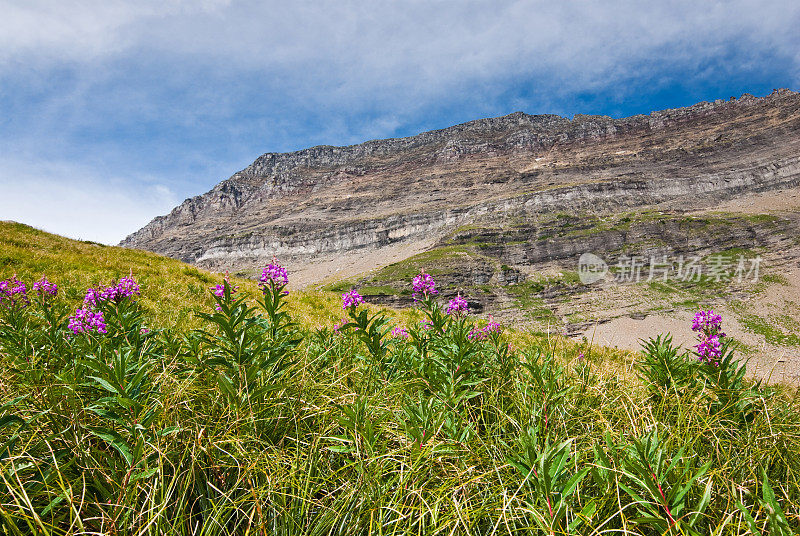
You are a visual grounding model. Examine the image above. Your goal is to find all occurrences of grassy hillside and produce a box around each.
[0,221,378,331]
[0,221,606,357]
[1,221,798,534]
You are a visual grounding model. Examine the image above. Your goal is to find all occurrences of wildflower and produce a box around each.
[446,295,469,316]
[84,275,141,306]
[412,271,438,301]
[259,259,289,290]
[420,319,433,331]
[83,287,101,307]
[210,274,238,311]
[468,315,502,341]
[484,315,502,334]
[333,318,348,332]
[33,276,58,298]
[695,334,723,364]
[467,327,485,341]
[0,275,29,308]
[692,309,725,364]
[692,309,723,335]
[342,289,364,310]
[114,275,140,299]
[211,284,225,298]
[391,326,410,340]
[68,308,107,335]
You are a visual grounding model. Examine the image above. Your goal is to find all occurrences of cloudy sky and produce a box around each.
[1,0,798,244]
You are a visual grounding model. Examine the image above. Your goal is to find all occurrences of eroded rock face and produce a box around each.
[121,89,800,275]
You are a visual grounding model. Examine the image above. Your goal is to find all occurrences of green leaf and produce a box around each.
[40,494,65,516]
[689,477,713,527]
[89,428,133,466]
[88,376,122,395]
[736,500,759,534]
[569,500,597,531]
[673,460,712,506]
[131,467,158,482]
[562,467,590,499]
[0,414,25,429]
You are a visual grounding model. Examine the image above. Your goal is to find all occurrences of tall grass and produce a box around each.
[0,227,798,534]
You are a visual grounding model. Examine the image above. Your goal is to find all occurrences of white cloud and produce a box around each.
[0,157,178,245]
[2,1,798,102]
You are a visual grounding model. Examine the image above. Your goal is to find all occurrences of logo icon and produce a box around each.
[578,253,608,285]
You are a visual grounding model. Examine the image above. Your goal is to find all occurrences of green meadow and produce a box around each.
[0,221,798,535]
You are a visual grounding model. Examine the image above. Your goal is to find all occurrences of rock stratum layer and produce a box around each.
[122,89,800,276]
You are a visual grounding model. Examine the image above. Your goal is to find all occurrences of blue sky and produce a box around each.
[1,0,798,244]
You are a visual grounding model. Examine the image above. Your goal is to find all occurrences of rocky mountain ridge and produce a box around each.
[122,89,800,279]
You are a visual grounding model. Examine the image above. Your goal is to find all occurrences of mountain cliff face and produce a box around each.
[121,89,800,276]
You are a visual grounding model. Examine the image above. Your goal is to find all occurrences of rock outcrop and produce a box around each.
[121,89,800,275]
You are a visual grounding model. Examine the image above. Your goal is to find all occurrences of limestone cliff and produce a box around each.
[121,89,800,274]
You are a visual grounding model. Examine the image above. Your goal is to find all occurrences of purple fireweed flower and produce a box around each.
[446,295,469,316]
[84,276,140,306]
[33,276,58,298]
[692,309,723,335]
[210,275,238,311]
[259,259,289,290]
[0,276,30,308]
[467,329,485,341]
[468,315,502,341]
[484,316,502,334]
[412,272,438,301]
[391,326,410,340]
[83,287,101,308]
[420,320,433,331]
[115,275,140,299]
[342,289,364,310]
[211,284,226,298]
[695,334,723,364]
[68,308,107,335]
[692,309,725,365]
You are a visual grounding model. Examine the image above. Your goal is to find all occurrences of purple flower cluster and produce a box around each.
[84,276,140,307]
[211,284,225,298]
[692,309,725,364]
[210,275,238,311]
[446,295,469,316]
[68,308,107,335]
[342,289,364,309]
[692,310,723,334]
[333,317,348,332]
[412,272,438,301]
[32,276,58,298]
[391,326,410,340]
[696,335,723,364]
[468,316,502,341]
[420,319,433,331]
[0,275,29,308]
[259,259,289,289]
[68,276,140,335]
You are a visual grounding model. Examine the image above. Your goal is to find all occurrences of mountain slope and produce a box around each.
[122,89,800,281]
